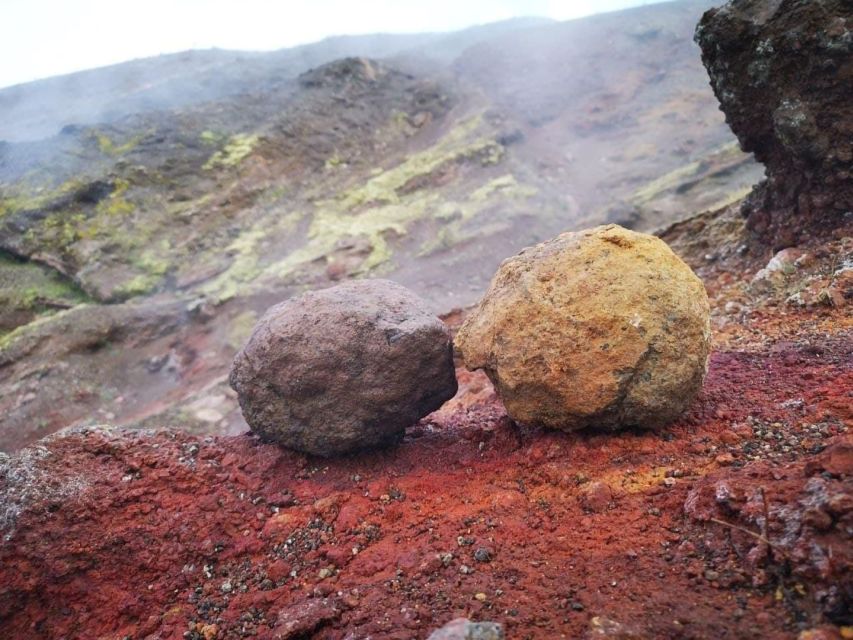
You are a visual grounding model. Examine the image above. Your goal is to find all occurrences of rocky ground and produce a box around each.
[1,204,850,639]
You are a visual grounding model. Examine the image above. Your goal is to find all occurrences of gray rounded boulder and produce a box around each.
[229,279,457,456]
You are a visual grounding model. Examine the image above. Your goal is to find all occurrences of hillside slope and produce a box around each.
[0,0,760,450]
[0,18,553,143]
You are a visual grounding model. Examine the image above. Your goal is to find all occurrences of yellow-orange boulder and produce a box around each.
[455,224,711,431]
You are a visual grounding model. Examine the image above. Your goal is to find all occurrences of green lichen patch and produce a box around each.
[419,175,538,256]
[194,115,513,301]
[93,131,142,156]
[631,141,747,206]
[5,172,179,301]
[264,169,535,283]
[2,178,139,264]
[0,178,89,219]
[469,174,536,203]
[95,178,134,217]
[247,116,542,286]
[112,273,161,300]
[27,210,88,253]
[333,116,503,211]
[632,160,705,206]
[111,244,175,301]
[0,252,90,332]
[198,213,303,303]
[607,140,762,228]
[200,130,224,146]
[324,152,346,170]
[227,310,258,350]
[0,306,72,353]
[203,134,261,170]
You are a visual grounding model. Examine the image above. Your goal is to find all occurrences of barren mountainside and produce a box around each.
[0,0,761,450]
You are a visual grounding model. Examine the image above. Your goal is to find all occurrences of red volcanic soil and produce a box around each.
[1,212,852,639]
[1,320,851,639]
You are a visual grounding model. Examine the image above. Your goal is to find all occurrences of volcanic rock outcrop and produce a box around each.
[229,279,457,456]
[695,0,853,247]
[455,224,711,431]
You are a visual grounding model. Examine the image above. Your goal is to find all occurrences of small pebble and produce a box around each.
[474,548,493,563]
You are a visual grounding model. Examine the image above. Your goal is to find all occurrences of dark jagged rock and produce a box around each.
[229,279,457,456]
[695,0,853,248]
[298,57,394,89]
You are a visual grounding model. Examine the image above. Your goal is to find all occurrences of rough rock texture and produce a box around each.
[456,225,711,431]
[695,0,853,247]
[684,437,853,624]
[427,618,504,640]
[229,279,457,456]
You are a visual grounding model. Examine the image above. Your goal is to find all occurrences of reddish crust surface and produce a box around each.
[1,321,850,639]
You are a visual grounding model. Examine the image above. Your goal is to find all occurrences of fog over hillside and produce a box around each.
[1,0,669,89]
[0,0,760,448]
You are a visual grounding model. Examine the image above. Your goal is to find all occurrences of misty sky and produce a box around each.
[1,0,660,89]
